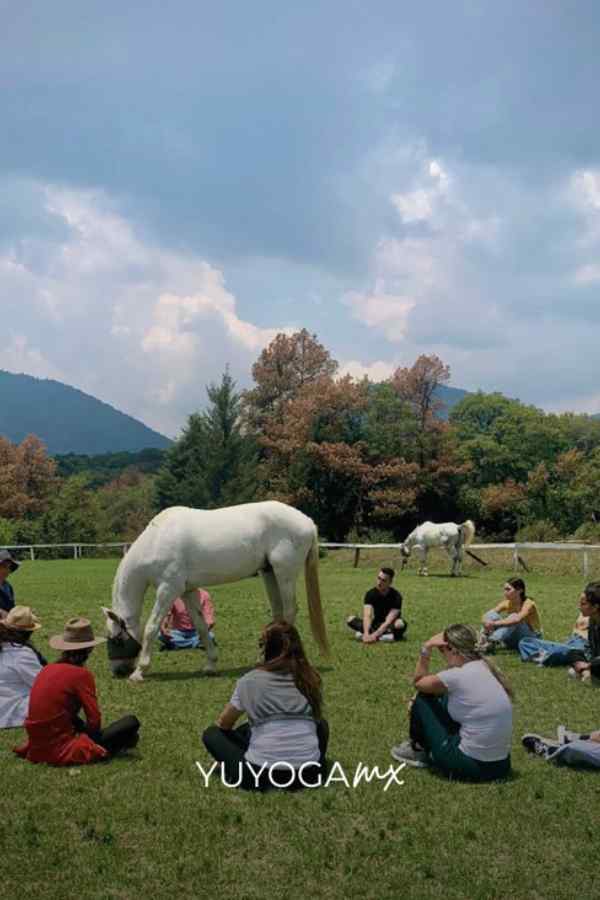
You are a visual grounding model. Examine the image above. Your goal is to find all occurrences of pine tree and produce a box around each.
[155,371,258,510]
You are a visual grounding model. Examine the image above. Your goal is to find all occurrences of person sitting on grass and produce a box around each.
[158,589,216,651]
[523,723,600,768]
[518,593,589,666]
[202,620,328,791]
[561,581,600,684]
[391,624,513,781]
[0,550,20,615]
[346,567,407,643]
[14,617,140,766]
[0,606,47,729]
[480,577,542,652]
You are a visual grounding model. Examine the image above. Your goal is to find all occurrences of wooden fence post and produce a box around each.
[353,548,361,568]
[512,545,519,572]
[29,547,35,561]
[584,548,589,579]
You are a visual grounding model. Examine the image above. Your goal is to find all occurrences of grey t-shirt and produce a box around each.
[230,669,319,767]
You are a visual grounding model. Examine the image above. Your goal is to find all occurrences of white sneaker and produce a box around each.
[379,633,394,642]
[522,733,560,759]
[390,741,428,768]
[567,667,577,679]
[354,631,363,641]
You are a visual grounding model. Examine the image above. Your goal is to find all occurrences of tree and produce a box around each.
[155,371,258,510]
[391,354,450,449]
[96,470,158,541]
[242,329,338,433]
[42,474,101,544]
[389,355,467,521]
[257,375,419,540]
[0,435,56,519]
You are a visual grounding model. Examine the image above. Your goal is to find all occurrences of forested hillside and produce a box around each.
[0,371,171,454]
[3,330,600,551]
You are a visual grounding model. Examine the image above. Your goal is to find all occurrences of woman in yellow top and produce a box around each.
[481,578,542,652]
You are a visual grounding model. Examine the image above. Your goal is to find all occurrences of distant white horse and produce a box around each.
[400,520,476,576]
[102,501,329,682]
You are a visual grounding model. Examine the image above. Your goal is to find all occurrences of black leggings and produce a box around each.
[75,715,141,756]
[202,721,329,791]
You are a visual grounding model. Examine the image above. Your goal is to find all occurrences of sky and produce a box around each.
[2,1,600,438]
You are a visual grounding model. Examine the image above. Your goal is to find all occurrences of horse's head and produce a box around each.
[101,607,142,678]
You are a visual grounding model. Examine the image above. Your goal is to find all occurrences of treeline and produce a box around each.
[2,329,600,548]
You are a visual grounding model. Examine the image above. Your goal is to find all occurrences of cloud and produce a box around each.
[0,181,292,437]
[338,359,397,381]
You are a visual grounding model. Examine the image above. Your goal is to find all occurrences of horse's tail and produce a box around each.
[460,520,476,547]
[305,529,329,658]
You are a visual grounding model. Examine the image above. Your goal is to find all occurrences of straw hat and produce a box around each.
[3,605,41,632]
[49,617,107,651]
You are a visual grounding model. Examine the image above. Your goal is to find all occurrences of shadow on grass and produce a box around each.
[145,665,254,682]
[424,766,523,784]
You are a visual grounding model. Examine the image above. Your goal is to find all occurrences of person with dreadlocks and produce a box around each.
[202,621,328,790]
[391,624,513,781]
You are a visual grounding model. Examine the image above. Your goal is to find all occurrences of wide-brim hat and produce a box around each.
[49,617,107,651]
[3,605,41,632]
[0,549,20,572]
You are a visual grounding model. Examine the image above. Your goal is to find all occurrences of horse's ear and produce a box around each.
[101,607,124,627]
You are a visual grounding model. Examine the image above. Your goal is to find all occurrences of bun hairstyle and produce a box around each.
[259,620,323,719]
[444,623,514,700]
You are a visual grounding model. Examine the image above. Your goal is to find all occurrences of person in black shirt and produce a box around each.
[565,581,600,683]
[346,567,407,643]
[0,550,19,616]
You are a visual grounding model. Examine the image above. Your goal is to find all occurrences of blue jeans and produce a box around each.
[518,634,586,665]
[484,610,540,650]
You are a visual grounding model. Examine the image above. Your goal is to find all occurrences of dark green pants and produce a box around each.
[410,694,511,782]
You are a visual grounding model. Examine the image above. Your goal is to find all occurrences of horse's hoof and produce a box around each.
[129,670,144,683]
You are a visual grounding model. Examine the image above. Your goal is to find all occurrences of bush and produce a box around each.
[572,522,600,543]
[515,520,562,542]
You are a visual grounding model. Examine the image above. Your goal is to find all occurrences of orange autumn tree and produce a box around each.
[0,434,57,519]
[242,328,338,434]
[390,354,469,522]
[256,372,418,541]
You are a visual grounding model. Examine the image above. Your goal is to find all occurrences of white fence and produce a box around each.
[321,541,600,577]
[3,540,600,576]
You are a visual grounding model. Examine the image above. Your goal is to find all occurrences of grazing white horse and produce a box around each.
[102,501,329,682]
[400,520,476,576]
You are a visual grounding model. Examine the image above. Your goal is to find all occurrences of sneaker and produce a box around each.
[567,667,577,679]
[521,733,560,759]
[557,724,581,745]
[476,635,496,654]
[354,631,364,641]
[379,633,394,642]
[390,741,429,768]
[532,650,549,666]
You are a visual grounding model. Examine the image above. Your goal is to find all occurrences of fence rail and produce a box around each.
[3,540,600,575]
[321,541,600,576]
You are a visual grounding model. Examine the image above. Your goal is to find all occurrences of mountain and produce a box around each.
[435,384,469,418]
[0,371,172,455]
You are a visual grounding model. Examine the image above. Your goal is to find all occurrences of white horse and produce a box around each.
[102,500,329,682]
[400,520,476,576]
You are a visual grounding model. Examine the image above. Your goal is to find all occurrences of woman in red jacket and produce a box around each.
[15,617,140,766]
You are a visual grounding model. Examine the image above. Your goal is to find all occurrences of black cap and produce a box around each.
[0,550,20,571]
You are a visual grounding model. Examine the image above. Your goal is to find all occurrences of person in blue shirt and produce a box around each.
[0,550,19,615]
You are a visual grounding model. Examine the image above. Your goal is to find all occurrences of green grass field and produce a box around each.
[3,551,599,900]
